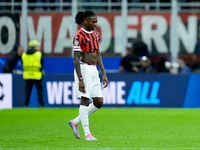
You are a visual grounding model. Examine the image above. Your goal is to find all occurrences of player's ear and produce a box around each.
[84,17,90,24]
[83,19,87,24]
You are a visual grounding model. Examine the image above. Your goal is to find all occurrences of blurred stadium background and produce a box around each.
[1,0,200,109]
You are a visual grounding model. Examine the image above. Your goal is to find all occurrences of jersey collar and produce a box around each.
[81,27,93,34]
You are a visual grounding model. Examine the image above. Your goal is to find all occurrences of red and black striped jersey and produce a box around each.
[73,28,100,53]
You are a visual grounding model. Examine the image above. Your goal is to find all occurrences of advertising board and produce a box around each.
[0,74,12,109]
[13,74,193,108]
[1,12,200,57]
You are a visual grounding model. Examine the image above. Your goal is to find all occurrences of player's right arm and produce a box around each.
[73,33,86,93]
[73,51,82,78]
[73,51,85,93]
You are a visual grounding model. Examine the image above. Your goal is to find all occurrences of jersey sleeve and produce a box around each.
[73,34,83,52]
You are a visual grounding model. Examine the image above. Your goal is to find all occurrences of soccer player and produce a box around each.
[68,10,108,141]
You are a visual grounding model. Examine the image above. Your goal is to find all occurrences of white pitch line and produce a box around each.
[1,148,200,150]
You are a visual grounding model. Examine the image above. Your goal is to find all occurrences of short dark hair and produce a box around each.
[75,11,96,25]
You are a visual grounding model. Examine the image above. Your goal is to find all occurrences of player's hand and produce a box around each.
[102,75,108,88]
[79,80,86,93]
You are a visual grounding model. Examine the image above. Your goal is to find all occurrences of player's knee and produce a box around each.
[98,100,103,108]
[93,98,103,108]
[81,97,90,106]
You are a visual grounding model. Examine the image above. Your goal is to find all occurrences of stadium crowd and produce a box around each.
[118,37,200,74]
[1,0,200,11]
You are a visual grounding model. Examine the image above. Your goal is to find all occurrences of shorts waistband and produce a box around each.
[80,61,96,66]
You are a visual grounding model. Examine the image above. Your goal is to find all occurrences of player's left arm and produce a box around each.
[96,51,108,88]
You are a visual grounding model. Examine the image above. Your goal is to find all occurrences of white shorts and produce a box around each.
[74,62,103,99]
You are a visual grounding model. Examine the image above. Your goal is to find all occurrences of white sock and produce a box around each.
[79,105,90,136]
[73,103,98,125]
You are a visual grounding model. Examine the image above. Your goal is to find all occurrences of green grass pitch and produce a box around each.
[1,108,200,150]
